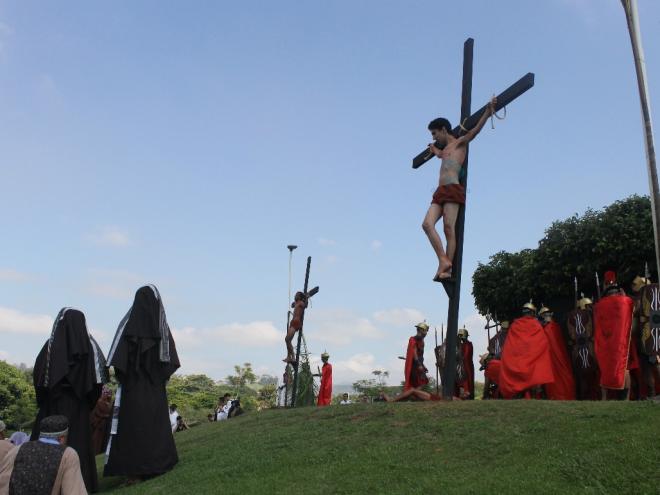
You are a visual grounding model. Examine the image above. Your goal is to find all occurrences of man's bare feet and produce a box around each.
[433,262,453,282]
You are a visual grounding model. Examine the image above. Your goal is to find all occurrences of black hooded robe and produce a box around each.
[104,285,180,478]
[31,308,107,493]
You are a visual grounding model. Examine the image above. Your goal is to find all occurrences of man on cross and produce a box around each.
[422,96,497,281]
[284,291,308,363]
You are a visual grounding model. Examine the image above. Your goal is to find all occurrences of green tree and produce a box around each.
[0,361,37,430]
[295,362,316,407]
[226,363,257,396]
[472,195,655,320]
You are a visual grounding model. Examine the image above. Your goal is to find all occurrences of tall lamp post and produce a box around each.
[283,245,297,407]
[287,245,298,306]
[621,0,659,278]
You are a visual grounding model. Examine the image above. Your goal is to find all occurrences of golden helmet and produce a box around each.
[321,351,330,359]
[577,297,593,310]
[415,322,430,332]
[539,305,551,316]
[632,276,651,293]
[458,327,469,338]
[522,301,537,313]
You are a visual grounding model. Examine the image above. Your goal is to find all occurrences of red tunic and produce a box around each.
[498,316,554,399]
[317,363,333,406]
[455,341,474,398]
[404,336,428,390]
[594,294,634,390]
[543,321,576,400]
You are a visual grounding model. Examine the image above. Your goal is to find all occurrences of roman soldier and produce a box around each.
[455,327,474,399]
[482,320,509,399]
[316,352,333,406]
[539,305,575,400]
[593,271,635,400]
[635,276,660,398]
[567,295,599,400]
[484,302,553,399]
[404,322,429,390]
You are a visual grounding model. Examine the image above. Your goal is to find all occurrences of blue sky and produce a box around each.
[1,0,659,386]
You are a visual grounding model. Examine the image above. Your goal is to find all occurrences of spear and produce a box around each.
[645,261,651,281]
[485,309,492,342]
[595,272,602,300]
[441,323,445,344]
[574,276,579,308]
[434,327,440,396]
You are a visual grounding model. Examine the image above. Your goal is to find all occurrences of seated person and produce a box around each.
[0,415,87,494]
[175,416,189,432]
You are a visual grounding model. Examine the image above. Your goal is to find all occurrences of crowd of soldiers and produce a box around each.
[480,271,660,400]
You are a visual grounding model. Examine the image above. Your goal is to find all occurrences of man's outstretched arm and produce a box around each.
[459,96,497,144]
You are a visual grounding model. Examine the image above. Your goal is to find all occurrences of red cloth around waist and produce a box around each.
[432,183,465,206]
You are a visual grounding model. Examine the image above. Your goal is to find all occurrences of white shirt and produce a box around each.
[169,411,178,432]
[339,399,352,405]
[216,402,231,421]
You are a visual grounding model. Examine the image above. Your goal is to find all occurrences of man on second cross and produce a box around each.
[404,322,430,391]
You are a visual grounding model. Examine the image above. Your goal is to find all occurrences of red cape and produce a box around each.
[544,321,576,400]
[594,295,634,389]
[455,341,474,397]
[498,316,554,398]
[317,362,332,406]
[404,337,428,390]
[485,358,501,384]
[404,336,416,390]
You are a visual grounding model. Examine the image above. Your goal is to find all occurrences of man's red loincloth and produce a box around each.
[431,184,465,206]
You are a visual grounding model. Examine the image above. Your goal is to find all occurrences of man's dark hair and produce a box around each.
[428,118,453,135]
[170,404,177,411]
[223,393,231,398]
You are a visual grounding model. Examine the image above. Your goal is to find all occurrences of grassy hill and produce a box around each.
[98,400,660,494]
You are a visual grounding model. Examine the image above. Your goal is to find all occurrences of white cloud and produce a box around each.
[318,238,337,246]
[85,268,144,299]
[305,308,384,346]
[323,255,338,265]
[171,321,284,348]
[86,227,133,248]
[373,308,426,327]
[0,268,31,283]
[0,307,52,335]
[371,240,382,251]
[329,353,391,383]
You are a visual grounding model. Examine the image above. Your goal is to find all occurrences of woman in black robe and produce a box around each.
[31,307,108,492]
[104,285,180,480]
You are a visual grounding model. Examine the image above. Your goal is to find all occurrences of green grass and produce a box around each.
[97,401,660,494]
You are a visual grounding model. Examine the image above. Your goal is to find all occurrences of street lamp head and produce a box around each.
[287,245,298,252]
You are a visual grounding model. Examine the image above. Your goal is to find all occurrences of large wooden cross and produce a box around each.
[412,38,534,398]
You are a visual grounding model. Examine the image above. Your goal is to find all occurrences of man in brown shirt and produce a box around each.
[0,415,87,495]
